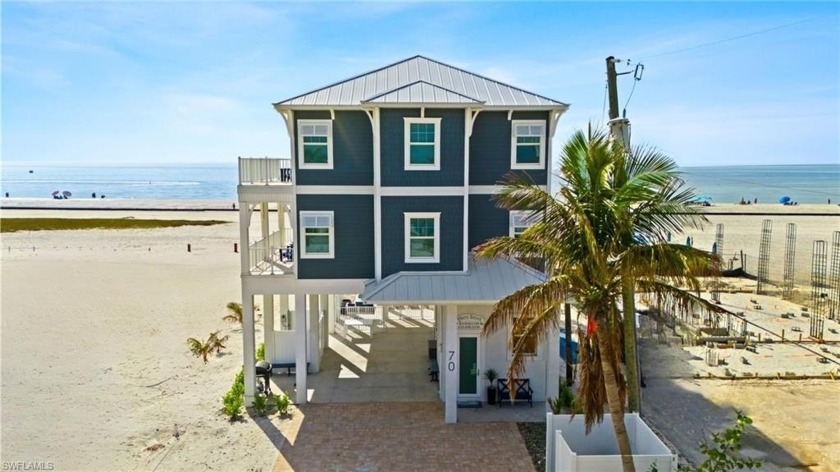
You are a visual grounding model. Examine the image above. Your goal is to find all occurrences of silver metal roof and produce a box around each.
[276,55,568,108]
[360,255,546,304]
[363,81,484,105]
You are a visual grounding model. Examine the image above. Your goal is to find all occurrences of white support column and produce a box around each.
[319,294,329,352]
[279,294,290,331]
[243,293,257,405]
[327,294,336,334]
[238,206,251,275]
[260,202,270,255]
[308,294,321,372]
[264,294,275,364]
[371,108,382,281]
[294,292,307,404]
[444,304,458,423]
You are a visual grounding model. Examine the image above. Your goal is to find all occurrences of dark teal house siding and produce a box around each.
[380,108,465,187]
[468,194,509,250]
[469,111,549,186]
[294,110,373,186]
[296,195,374,279]
[381,196,463,277]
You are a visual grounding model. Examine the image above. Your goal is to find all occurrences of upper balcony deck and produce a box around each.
[238,157,293,202]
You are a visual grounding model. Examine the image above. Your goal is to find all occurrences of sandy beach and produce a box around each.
[1,200,838,470]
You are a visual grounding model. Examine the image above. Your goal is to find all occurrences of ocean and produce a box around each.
[1,163,838,204]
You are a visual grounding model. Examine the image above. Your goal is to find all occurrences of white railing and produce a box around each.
[248,228,294,275]
[238,157,292,184]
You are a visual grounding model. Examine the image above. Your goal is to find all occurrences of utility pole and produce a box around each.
[606,55,641,414]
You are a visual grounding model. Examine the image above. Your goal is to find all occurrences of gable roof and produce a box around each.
[359,255,546,305]
[275,55,568,109]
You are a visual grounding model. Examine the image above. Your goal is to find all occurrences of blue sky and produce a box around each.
[2,1,838,167]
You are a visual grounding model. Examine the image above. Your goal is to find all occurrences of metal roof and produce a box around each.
[360,255,546,305]
[362,81,484,105]
[275,55,568,108]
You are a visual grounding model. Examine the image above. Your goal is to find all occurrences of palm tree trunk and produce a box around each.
[597,326,635,472]
[622,281,640,412]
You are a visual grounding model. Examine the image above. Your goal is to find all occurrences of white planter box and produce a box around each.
[545,413,677,472]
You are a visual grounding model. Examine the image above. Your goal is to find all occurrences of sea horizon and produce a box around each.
[2,162,838,204]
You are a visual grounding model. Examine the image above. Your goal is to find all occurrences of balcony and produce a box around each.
[238,157,292,185]
[248,228,294,275]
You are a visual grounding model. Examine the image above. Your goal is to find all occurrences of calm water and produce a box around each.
[1,163,838,204]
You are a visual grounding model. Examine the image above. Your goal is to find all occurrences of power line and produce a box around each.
[600,80,608,124]
[642,16,823,60]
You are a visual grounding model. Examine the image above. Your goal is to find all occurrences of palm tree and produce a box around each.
[187,330,229,363]
[222,301,261,325]
[475,127,724,472]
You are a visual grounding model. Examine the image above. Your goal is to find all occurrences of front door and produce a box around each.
[459,337,478,395]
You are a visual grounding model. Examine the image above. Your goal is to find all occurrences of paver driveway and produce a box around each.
[272,402,535,472]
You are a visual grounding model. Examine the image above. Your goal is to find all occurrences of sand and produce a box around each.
[1,200,838,470]
[1,206,293,471]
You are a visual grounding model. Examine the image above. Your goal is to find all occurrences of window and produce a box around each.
[299,211,334,258]
[404,118,441,170]
[404,212,440,263]
[510,316,538,357]
[298,120,333,169]
[510,210,538,238]
[511,120,545,169]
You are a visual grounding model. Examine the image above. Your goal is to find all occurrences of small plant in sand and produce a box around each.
[252,393,268,416]
[187,330,229,363]
[694,411,762,472]
[222,388,243,420]
[273,392,290,416]
[222,302,261,325]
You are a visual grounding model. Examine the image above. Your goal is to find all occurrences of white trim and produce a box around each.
[297,119,334,170]
[404,117,442,171]
[299,211,335,259]
[371,108,382,281]
[469,185,547,195]
[511,120,546,170]
[296,186,374,195]
[381,186,464,197]
[404,212,440,264]
[463,108,472,273]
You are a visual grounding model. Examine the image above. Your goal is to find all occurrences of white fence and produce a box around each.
[546,413,677,472]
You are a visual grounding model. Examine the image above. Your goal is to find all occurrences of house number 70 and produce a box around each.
[448,350,455,372]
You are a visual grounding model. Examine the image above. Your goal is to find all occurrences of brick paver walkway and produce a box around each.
[272,402,535,471]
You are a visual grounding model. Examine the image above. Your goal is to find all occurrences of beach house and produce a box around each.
[237,55,569,422]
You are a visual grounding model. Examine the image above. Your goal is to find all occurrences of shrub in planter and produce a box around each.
[484,368,499,405]
[273,392,290,416]
[252,393,269,416]
[222,389,243,420]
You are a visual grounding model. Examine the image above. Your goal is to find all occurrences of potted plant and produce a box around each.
[484,368,499,405]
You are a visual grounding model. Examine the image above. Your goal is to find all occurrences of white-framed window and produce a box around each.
[509,315,538,358]
[404,117,441,171]
[298,120,333,169]
[299,211,334,259]
[404,212,440,263]
[510,210,538,238]
[511,120,545,169]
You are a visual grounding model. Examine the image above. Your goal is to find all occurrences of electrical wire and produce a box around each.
[642,16,823,60]
[623,75,638,114]
[600,81,608,124]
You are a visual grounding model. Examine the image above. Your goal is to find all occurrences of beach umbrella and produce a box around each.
[52,190,60,196]
[62,191,72,198]
[779,196,791,204]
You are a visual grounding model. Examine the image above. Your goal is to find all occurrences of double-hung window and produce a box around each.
[299,211,334,258]
[510,210,537,238]
[404,118,441,170]
[510,316,538,357]
[298,120,333,169]
[511,120,545,169]
[404,212,440,263]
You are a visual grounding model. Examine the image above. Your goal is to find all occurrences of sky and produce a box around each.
[2,1,838,168]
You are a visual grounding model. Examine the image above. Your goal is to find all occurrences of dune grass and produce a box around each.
[0,218,229,233]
